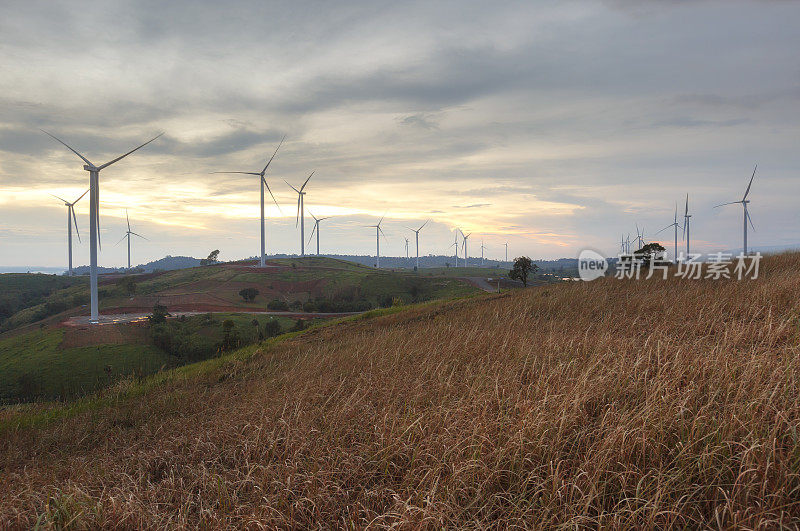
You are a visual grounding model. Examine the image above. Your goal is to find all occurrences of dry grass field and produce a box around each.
[1,253,800,527]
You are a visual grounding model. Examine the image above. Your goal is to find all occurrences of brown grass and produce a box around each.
[2,253,800,528]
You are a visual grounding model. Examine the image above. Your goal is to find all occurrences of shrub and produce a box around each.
[239,287,259,302]
[267,299,289,311]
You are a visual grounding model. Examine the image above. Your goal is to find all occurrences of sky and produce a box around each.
[1,0,799,268]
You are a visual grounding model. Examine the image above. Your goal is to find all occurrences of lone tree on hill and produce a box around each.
[201,249,220,266]
[509,256,538,287]
[118,276,137,297]
[239,287,259,302]
[634,242,667,268]
[149,303,170,324]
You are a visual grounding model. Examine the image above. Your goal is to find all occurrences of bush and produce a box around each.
[263,319,282,338]
[291,319,305,332]
[149,304,170,324]
[239,287,259,302]
[267,299,289,311]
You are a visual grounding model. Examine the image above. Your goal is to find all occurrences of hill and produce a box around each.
[1,253,799,525]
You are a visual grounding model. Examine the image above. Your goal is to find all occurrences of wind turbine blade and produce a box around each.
[746,210,755,231]
[114,234,127,246]
[73,188,89,204]
[682,222,687,239]
[418,219,429,231]
[307,223,317,244]
[126,209,130,231]
[685,194,689,216]
[71,206,81,243]
[283,179,300,194]
[714,201,741,208]
[41,130,95,167]
[655,224,672,235]
[130,232,148,240]
[97,132,164,170]
[742,164,756,201]
[296,196,301,227]
[308,210,318,222]
[262,177,282,214]
[211,171,260,175]
[50,193,69,204]
[261,135,286,175]
[300,171,314,192]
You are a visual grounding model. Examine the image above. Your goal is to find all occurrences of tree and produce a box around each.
[118,276,137,297]
[148,303,170,324]
[634,243,667,268]
[201,250,220,266]
[239,287,259,302]
[263,319,282,338]
[509,256,538,287]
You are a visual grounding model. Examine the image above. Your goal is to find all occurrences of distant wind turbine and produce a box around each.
[367,215,387,268]
[715,165,757,255]
[406,219,429,270]
[634,224,646,250]
[656,203,682,262]
[619,234,626,255]
[504,242,508,263]
[307,211,331,256]
[285,172,314,256]
[116,209,147,270]
[460,230,472,267]
[51,189,89,276]
[404,237,410,261]
[683,194,692,256]
[42,130,163,322]
[480,240,486,266]
[212,136,284,268]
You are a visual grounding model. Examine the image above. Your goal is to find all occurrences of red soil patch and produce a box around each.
[59,322,148,348]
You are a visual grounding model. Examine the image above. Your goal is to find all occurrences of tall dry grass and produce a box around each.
[2,253,800,528]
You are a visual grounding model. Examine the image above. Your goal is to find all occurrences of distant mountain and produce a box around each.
[71,255,201,275]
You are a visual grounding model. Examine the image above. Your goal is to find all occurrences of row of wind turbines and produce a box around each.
[620,166,758,260]
[44,131,507,322]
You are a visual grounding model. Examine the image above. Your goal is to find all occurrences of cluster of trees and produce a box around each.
[200,249,220,266]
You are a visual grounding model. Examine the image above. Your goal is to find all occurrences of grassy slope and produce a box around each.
[2,254,800,526]
[0,313,314,403]
[0,328,172,402]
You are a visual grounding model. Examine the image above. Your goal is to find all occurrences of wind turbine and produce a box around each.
[404,237,410,261]
[367,215,387,268]
[715,165,757,255]
[212,136,284,267]
[480,240,486,266]
[307,211,331,256]
[460,230,472,267]
[634,224,646,250]
[285,172,314,257]
[406,219,429,270]
[683,194,692,256]
[42,130,163,322]
[619,234,626,255]
[656,203,682,262]
[504,242,508,263]
[447,235,459,267]
[116,209,147,270]
[626,234,631,254]
[51,189,89,276]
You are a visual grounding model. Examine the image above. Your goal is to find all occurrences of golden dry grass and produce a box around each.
[2,253,800,528]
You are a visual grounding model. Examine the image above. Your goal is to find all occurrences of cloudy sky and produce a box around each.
[1,0,798,268]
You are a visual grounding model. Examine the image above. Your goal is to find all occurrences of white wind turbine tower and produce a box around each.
[656,203,682,262]
[406,219,429,270]
[212,136,284,267]
[619,234,626,255]
[307,211,331,256]
[447,235,459,267]
[405,237,410,261]
[683,194,692,256]
[367,215,387,268]
[285,172,314,256]
[42,130,163,322]
[51,189,89,276]
[116,209,147,270]
[715,165,757,255]
[504,242,508,263]
[480,240,486,266]
[460,230,472,267]
[634,224,646,250]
